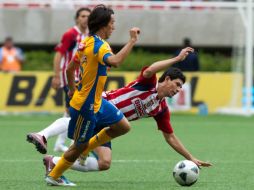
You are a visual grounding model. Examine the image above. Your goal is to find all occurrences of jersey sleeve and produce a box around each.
[136,66,157,87]
[98,42,113,66]
[55,31,75,55]
[153,106,173,134]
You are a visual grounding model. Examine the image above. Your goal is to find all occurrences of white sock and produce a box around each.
[53,156,99,172]
[38,117,70,139]
[54,131,68,149]
[63,111,69,117]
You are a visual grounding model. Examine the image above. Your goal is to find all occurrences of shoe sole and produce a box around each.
[26,134,47,154]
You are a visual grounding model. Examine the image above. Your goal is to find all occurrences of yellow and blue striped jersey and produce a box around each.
[70,35,113,113]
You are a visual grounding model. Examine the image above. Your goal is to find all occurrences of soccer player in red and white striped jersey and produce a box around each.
[27,47,211,178]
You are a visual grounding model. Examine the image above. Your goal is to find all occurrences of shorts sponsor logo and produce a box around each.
[80,120,90,141]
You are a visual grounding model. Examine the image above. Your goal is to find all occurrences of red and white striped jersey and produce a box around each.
[103,67,173,134]
[55,26,88,87]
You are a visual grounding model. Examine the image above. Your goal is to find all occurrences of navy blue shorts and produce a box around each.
[68,98,124,145]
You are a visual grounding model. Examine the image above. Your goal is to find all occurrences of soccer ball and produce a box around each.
[173,160,199,186]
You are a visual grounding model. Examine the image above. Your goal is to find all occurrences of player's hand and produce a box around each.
[129,27,140,43]
[68,90,75,98]
[51,76,61,89]
[190,158,212,167]
[177,47,194,62]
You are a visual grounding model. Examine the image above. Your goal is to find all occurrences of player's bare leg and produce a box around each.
[93,146,112,170]
[64,143,88,162]
[105,117,131,138]
[81,118,131,157]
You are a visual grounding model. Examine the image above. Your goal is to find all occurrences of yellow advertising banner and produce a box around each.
[0,71,242,113]
[184,72,242,113]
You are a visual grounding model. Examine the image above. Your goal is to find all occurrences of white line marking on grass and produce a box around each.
[1,159,169,163]
[1,159,253,164]
[112,160,168,163]
[1,159,40,162]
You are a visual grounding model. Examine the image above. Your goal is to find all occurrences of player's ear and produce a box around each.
[165,76,171,82]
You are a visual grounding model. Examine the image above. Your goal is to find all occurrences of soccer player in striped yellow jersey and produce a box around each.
[45,4,140,186]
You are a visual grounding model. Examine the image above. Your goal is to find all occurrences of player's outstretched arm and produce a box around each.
[143,47,194,78]
[106,27,140,67]
[162,132,212,167]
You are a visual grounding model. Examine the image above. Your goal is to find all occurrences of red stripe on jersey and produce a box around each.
[122,109,136,119]
[115,91,151,109]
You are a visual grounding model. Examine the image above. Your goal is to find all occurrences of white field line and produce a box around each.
[0,159,253,164]
[0,159,168,163]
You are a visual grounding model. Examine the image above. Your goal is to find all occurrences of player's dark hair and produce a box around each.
[158,67,186,84]
[88,4,114,35]
[75,7,91,20]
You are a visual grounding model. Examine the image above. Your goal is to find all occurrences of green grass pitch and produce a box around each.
[0,114,254,190]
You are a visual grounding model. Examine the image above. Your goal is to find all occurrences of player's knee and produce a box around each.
[98,160,111,171]
[123,124,131,133]
[121,119,131,134]
[117,124,131,136]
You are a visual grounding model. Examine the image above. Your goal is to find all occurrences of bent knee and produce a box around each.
[118,124,131,136]
[124,124,131,133]
[121,119,131,134]
[98,160,111,171]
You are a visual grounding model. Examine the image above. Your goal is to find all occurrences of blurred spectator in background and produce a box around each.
[0,37,24,72]
[173,38,200,71]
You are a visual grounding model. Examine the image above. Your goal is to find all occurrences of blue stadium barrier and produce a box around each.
[242,87,254,107]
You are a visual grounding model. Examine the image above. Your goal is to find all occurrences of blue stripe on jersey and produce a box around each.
[78,83,82,91]
[93,35,103,54]
[97,62,107,76]
[103,53,112,66]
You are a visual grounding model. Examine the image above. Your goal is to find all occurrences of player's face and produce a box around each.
[77,10,90,29]
[104,15,115,39]
[163,77,183,98]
